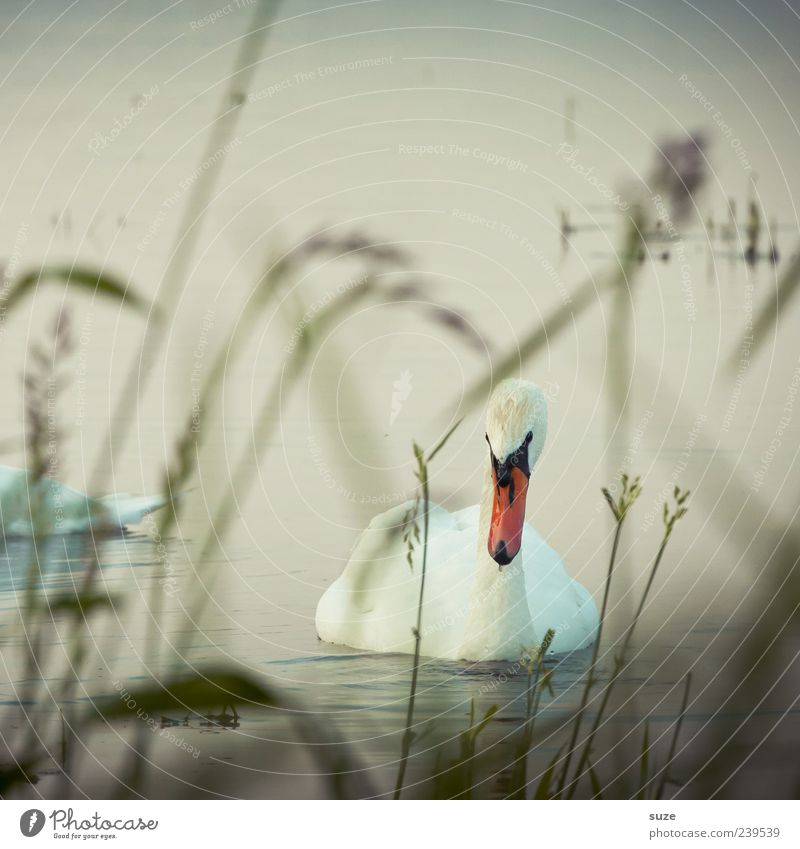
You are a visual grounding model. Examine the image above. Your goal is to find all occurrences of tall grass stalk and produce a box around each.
[556,474,641,794]
[86,0,282,499]
[175,279,382,654]
[393,442,430,799]
[506,629,555,798]
[616,360,800,796]
[10,315,77,770]
[142,246,315,672]
[393,419,461,800]
[171,242,422,660]
[151,238,411,668]
[564,486,689,798]
[434,700,499,799]
[637,719,651,800]
[456,129,706,418]
[654,672,692,799]
[458,217,645,414]
[731,239,800,367]
[22,3,285,783]
[605,220,645,639]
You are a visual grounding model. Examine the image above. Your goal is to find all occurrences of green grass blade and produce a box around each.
[535,745,565,799]
[100,667,370,799]
[472,704,499,739]
[587,757,603,799]
[730,241,800,367]
[180,280,379,651]
[458,219,643,414]
[84,0,282,500]
[3,266,152,315]
[45,592,122,616]
[426,416,464,463]
[98,668,282,718]
[0,762,39,794]
[656,673,692,799]
[637,719,651,800]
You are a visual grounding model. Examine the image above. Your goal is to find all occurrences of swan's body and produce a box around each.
[316,380,599,661]
[0,465,168,536]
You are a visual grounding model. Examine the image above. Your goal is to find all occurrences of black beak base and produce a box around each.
[492,539,513,567]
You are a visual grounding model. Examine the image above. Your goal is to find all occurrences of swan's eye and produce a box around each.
[525,430,533,445]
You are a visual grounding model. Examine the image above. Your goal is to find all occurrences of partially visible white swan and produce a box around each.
[316,379,599,661]
[0,465,168,536]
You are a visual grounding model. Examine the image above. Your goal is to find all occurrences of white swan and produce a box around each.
[0,465,168,536]
[315,379,599,661]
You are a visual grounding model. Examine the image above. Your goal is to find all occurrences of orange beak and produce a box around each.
[488,465,529,566]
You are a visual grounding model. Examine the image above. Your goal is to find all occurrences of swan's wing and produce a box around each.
[315,500,475,658]
[522,526,599,653]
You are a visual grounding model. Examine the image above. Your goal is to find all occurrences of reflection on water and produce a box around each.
[0,531,156,597]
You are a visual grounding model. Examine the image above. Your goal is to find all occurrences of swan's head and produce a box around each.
[484,379,548,568]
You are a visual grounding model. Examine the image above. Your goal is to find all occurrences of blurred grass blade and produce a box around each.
[46,592,122,616]
[309,334,399,509]
[637,719,650,800]
[178,279,379,649]
[433,701,498,799]
[141,251,301,674]
[98,669,283,718]
[731,241,800,367]
[534,744,565,799]
[86,0,282,497]
[456,133,707,417]
[458,218,643,414]
[59,0,287,742]
[472,704,499,739]
[427,416,464,463]
[588,757,603,799]
[0,762,39,794]
[3,266,152,315]
[656,673,692,799]
[395,440,434,799]
[99,667,372,798]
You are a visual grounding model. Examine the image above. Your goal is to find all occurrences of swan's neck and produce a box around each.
[458,458,537,661]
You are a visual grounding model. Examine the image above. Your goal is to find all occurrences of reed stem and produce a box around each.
[557,511,625,794]
[557,478,639,795]
[565,506,682,798]
[655,672,693,799]
[393,448,430,799]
